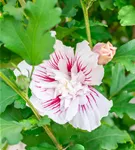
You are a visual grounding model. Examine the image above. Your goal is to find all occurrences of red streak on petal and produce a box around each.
[89,87,99,97]
[59,51,64,59]
[34,74,55,82]
[81,105,86,112]
[90,93,97,106]
[84,69,92,76]
[43,96,61,109]
[54,52,59,61]
[86,95,93,109]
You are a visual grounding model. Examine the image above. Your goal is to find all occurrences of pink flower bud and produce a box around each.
[93,42,117,65]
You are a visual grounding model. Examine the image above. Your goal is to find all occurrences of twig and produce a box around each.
[80,0,92,48]
[18,0,25,7]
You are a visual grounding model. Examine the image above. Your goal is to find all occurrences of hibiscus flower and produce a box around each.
[14,40,112,132]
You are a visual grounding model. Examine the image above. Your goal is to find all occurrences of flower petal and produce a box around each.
[65,97,79,121]
[69,87,112,132]
[30,95,68,124]
[87,65,104,86]
[48,40,74,72]
[30,94,45,116]
[14,60,32,77]
[75,41,103,85]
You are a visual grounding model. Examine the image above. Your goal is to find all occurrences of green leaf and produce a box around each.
[114,0,128,8]
[111,92,135,119]
[110,64,135,97]
[123,81,135,92]
[99,0,114,10]
[78,125,131,150]
[90,20,108,27]
[75,25,111,42]
[52,124,131,150]
[37,116,51,127]
[91,26,112,41]
[52,124,77,145]
[118,143,135,150]
[70,144,85,150]
[26,143,56,150]
[6,0,17,5]
[0,45,11,63]
[3,0,23,20]
[0,69,25,113]
[113,39,135,73]
[14,96,26,109]
[22,129,52,147]
[56,26,78,40]
[20,116,38,130]
[0,80,17,114]
[118,5,135,26]
[0,0,61,65]
[62,0,81,17]
[0,106,25,121]
[0,118,23,145]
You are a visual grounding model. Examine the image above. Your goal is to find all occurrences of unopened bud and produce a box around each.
[93,42,117,65]
[16,75,30,91]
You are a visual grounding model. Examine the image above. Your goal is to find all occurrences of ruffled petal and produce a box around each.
[69,87,112,132]
[48,40,74,73]
[75,41,103,85]
[38,95,68,124]
[30,64,57,100]
[30,95,68,124]
[14,60,32,77]
[65,97,79,121]
[86,65,104,86]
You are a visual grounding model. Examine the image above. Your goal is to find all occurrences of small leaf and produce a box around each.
[3,1,23,20]
[20,116,38,130]
[118,5,135,26]
[62,0,81,17]
[0,118,23,145]
[38,116,51,127]
[14,96,26,109]
[99,0,114,10]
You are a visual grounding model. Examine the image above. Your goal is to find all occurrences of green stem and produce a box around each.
[18,0,25,7]
[80,0,92,48]
[0,72,63,150]
[30,65,34,80]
